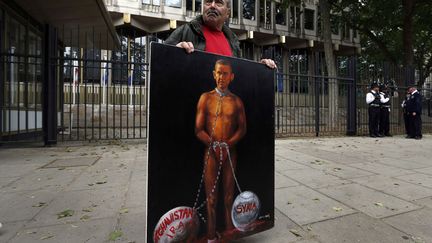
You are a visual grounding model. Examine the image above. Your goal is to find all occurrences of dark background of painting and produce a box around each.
[147,43,274,242]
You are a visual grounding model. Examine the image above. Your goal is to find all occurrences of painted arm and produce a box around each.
[227,98,247,147]
[195,94,211,145]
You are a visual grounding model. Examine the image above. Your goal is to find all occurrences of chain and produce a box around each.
[192,89,243,223]
[193,91,224,211]
[226,145,242,194]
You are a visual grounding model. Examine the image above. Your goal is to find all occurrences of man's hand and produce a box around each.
[176,41,195,53]
[260,59,277,69]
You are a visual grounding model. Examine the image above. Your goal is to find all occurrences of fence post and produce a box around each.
[43,25,58,145]
[346,56,357,135]
[314,52,320,136]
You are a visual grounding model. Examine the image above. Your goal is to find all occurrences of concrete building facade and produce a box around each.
[105,0,361,72]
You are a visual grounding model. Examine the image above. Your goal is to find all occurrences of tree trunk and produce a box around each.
[319,0,338,127]
[402,0,415,67]
[402,0,415,85]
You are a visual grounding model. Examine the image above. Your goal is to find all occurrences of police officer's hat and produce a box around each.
[370,82,379,89]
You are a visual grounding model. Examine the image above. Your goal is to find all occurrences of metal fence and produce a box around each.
[274,72,356,136]
[55,25,149,142]
[2,19,431,143]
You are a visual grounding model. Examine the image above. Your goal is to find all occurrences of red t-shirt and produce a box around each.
[202,25,233,57]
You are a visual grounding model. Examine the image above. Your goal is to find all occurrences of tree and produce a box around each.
[333,0,432,86]
[282,0,339,126]
[319,0,338,127]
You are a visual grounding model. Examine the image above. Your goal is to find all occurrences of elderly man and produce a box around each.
[165,0,276,69]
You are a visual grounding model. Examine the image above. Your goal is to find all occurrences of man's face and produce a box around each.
[213,63,234,91]
[203,0,230,30]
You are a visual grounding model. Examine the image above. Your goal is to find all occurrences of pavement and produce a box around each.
[0,135,432,243]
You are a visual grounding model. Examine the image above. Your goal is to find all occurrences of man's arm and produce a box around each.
[195,94,211,145]
[380,93,390,103]
[366,92,374,104]
[165,25,195,53]
[227,98,247,147]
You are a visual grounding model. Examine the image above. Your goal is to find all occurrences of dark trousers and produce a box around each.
[408,113,422,138]
[403,112,410,136]
[379,107,390,135]
[368,107,380,136]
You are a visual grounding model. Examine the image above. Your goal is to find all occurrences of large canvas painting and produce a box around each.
[147,43,274,243]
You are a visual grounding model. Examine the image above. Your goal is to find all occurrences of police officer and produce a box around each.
[406,86,423,139]
[379,85,391,136]
[366,83,382,137]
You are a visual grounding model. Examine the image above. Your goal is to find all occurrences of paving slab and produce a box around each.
[351,175,432,201]
[0,220,26,243]
[275,156,310,171]
[414,166,432,175]
[9,217,116,243]
[383,208,432,243]
[412,197,432,209]
[66,162,132,191]
[118,211,146,243]
[2,167,83,193]
[0,164,42,178]
[395,173,432,189]
[309,213,409,243]
[26,187,125,228]
[281,169,350,189]
[349,162,415,177]
[276,149,326,165]
[232,208,311,243]
[318,183,420,218]
[275,185,356,225]
[321,164,374,179]
[124,170,147,212]
[293,147,368,165]
[0,190,57,222]
[0,176,20,188]
[376,157,431,170]
[41,156,100,168]
[275,171,300,188]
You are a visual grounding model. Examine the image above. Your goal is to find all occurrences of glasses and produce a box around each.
[204,0,226,7]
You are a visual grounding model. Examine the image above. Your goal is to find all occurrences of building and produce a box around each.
[0,0,119,144]
[105,0,361,72]
[1,0,363,145]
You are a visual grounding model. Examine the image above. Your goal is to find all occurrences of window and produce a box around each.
[243,0,255,20]
[166,0,181,8]
[304,8,314,30]
[275,3,286,25]
[289,6,301,32]
[232,0,238,18]
[330,15,339,35]
[187,0,202,12]
[142,0,160,5]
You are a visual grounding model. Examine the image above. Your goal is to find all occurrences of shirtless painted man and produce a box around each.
[195,59,247,242]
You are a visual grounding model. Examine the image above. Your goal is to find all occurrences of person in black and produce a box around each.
[401,89,411,138]
[379,85,391,136]
[366,83,382,137]
[406,86,422,139]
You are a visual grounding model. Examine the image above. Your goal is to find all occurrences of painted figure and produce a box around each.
[195,59,246,242]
